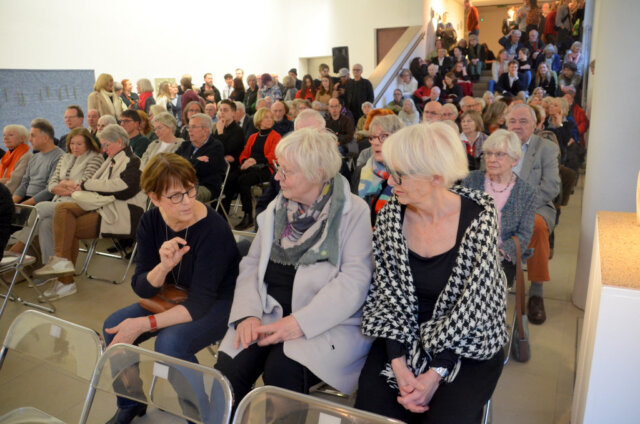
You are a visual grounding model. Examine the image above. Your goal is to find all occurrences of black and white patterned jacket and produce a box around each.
[361,185,508,386]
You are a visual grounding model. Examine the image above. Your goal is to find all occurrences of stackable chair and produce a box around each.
[0,204,54,320]
[79,344,233,424]
[0,310,103,422]
[233,386,405,424]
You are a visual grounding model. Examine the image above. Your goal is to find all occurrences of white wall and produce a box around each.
[0,0,423,88]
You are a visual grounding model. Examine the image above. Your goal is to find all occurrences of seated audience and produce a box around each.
[483,101,508,134]
[467,34,485,82]
[0,184,12,256]
[179,101,205,142]
[213,100,245,171]
[244,74,259,115]
[499,29,524,60]
[413,75,435,111]
[234,101,257,140]
[496,61,525,96]
[141,112,184,169]
[58,105,85,151]
[357,114,405,225]
[441,72,463,106]
[282,75,298,101]
[558,62,581,96]
[431,48,454,78]
[271,101,294,137]
[409,57,428,87]
[88,73,126,119]
[1,125,32,193]
[259,73,282,101]
[230,107,282,230]
[229,77,245,102]
[489,48,510,93]
[516,47,533,91]
[355,122,507,423]
[422,98,443,122]
[460,110,488,170]
[535,43,562,74]
[441,104,459,122]
[398,99,420,126]
[155,81,171,110]
[564,41,584,76]
[176,113,226,203]
[87,109,100,138]
[215,128,374,406]
[119,110,151,158]
[356,102,373,142]
[295,74,316,101]
[97,115,117,133]
[103,153,240,424]
[462,129,537,283]
[137,109,156,141]
[530,62,557,97]
[32,128,103,286]
[545,97,579,170]
[564,93,589,147]
[326,98,355,155]
[506,104,560,325]
[314,76,333,111]
[33,124,146,300]
[386,89,404,114]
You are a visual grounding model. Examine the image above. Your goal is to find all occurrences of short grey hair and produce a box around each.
[3,124,28,140]
[99,124,129,146]
[234,101,245,112]
[361,101,373,112]
[482,129,523,161]
[152,112,178,132]
[512,29,522,37]
[382,122,468,187]
[507,103,537,123]
[113,81,123,91]
[294,109,326,130]
[370,114,404,134]
[543,44,557,55]
[189,113,213,133]
[97,115,117,126]
[275,128,341,184]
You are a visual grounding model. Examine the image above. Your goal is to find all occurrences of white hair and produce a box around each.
[275,128,341,184]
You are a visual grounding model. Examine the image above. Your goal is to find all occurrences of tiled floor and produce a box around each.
[0,177,585,423]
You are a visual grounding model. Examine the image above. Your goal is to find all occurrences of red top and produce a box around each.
[295,88,315,101]
[239,130,282,172]
[467,6,480,32]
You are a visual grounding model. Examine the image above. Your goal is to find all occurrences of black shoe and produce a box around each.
[235,214,253,230]
[527,295,547,325]
[106,403,147,424]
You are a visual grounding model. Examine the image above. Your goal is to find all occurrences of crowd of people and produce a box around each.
[0,1,588,423]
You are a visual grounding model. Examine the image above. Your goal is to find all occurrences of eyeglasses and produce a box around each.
[385,165,405,185]
[369,132,390,143]
[188,125,207,131]
[272,161,288,181]
[163,186,198,204]
[484,151,510,159]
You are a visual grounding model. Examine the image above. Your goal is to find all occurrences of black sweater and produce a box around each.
[132,205,240,320]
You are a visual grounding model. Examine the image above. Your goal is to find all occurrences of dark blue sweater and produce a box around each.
[132,205,239,320]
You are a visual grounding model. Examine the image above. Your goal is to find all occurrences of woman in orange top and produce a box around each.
[295,74,316,102]
[233,108,282,230]
[1,125,33,193]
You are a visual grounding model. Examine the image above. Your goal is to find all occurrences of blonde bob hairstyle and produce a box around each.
[382,122,468,187]
[482,129,523,162]
[3,124,28,141]
[94,73,114,92]
[137,78,154,93]
[253,107,274,128]
[275,128,342,185]
[152,112,178,133]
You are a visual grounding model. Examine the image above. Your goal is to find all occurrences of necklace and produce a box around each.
[165,223,189,288]
[488,172,515,193]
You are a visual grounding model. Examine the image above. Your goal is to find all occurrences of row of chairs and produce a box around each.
[0,310,402,423]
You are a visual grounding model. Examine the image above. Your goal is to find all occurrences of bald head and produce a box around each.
[423,101,443,122]
[294,109,326,131]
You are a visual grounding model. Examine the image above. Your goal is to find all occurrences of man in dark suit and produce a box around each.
[499,29,525,60]
[507,104,560,325]
[344,64,374,122]
[234,101,256,141]
[431,48,454,79]
[496,61,525,96]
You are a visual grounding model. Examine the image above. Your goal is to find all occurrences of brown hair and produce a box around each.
[460,110,484,132]
[136,110,152,136]
[30,118,55,140]
[182,101,205,126]
[66,127,100,152]
[141,153,197,195]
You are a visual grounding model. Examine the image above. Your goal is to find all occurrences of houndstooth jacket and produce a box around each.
[361,185,509,386]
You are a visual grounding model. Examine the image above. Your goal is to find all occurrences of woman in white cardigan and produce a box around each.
[87,73,126,120]
[216,128,374,406]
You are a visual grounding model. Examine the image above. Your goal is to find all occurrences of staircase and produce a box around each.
[472,68,493,98]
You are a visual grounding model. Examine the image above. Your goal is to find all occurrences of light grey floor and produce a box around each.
[0,176,585,423]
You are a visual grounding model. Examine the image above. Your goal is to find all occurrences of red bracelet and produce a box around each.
[148,315,158,332]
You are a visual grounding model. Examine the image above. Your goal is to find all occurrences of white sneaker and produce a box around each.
[38,280,77,302]
[29,277,56,288]
[33,256,75,278]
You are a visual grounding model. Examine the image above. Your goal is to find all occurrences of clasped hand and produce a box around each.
[233,315,303,349]
[391,357,441,413]
[159,236,190,272]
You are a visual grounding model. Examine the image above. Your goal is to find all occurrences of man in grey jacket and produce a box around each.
[507,104,560,325]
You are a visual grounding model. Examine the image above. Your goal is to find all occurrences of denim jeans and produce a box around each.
[103,299,232,413]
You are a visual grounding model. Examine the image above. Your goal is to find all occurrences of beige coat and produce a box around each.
[87,90,126,119]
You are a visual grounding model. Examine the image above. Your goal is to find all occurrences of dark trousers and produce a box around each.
[224,165,271,216]
[215,342,320,407]
[355,338,504,424]
[103,299,232,411]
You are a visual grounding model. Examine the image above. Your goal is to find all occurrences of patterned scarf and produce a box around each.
[270,176,345,267]
[358,158,393,214]
[361,186,508,387]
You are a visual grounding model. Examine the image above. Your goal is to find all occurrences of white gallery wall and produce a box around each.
[0,0,424,87]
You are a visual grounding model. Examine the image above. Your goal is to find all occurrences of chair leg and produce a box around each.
[119,242,138,284]
[482,398,492,424]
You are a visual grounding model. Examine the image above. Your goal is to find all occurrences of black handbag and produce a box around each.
[511,236,531,362]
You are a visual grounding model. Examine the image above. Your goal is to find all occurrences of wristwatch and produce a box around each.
[430,366,449,380]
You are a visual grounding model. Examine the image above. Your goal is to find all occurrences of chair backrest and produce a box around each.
[0,310,103,418]
[80,343,233,424]
[213,161,231,212]
[232,230,256,257]
[233,386,406,424]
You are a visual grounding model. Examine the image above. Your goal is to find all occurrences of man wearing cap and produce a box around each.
[558,62,581,96]
[344,63,374,122]
[288,68,302,90]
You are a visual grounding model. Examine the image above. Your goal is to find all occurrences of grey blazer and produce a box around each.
[462,171,537,262]
[517,134,560,231]
[219,176,374,394]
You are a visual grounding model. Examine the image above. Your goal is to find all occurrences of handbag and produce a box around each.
[510,235,531,362]
[72,190,115,211]
[138,284,188,314]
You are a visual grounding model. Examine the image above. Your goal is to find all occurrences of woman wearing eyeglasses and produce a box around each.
[356,114,404,225]
[461,129,537,285]
[355,122,508,423]
[215,128,373,409]
[102,153,240,424]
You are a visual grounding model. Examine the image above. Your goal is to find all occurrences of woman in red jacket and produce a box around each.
[233,107,282,230]
[295,74,316,101]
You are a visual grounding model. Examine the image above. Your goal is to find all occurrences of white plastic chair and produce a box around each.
[233,386,406,424]
[0,310,103,422]
[79,343,233,424]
